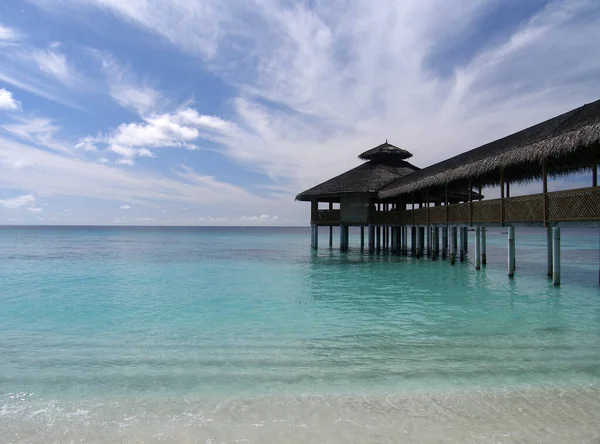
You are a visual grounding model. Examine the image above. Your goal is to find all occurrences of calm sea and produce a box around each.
[1,225,600,443]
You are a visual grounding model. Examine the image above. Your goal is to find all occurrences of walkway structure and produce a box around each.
[297,99,600,285]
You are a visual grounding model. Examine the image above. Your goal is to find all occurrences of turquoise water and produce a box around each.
[1,226,600,443]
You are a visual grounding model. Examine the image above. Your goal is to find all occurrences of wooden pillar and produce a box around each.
[475,226,481,270]
[463,227,468,253]
[426,226,431,257]
[547,226,553,277]
[450,227,457,265]
[459,226,465,262]
[360,226,365,250]
[432,227,439,260]
[328,202,334,247]
[506,181,510,198]
[411,227,417,256]
[402,226,408,255]
[418,227,425,258]
[376,226,381,252]
[368,225,375,254]
[508,226,516,278]
[594,163,598,187]
[481,227,487,265]
[553,227,561,286]
[311,224,318,249]
[339,224,346,251]
[442,226,448,259]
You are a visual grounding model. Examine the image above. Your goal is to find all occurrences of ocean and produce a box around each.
[1,225,600,443]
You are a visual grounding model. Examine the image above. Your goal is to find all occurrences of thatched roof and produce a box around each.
[379,99,600,199]
[296,156,419,202]
[359,141,413,161]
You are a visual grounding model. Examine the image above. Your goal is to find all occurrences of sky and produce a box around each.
[0,0,599,226]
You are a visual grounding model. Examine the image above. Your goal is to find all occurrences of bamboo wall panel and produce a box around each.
[448,204,469,223]
[505,194,544,222]
[548,187,600,221]
[413,208,428,225]
[472,199,501,222]
[372,211,403,225]
[429,206,446,224]
[315,210,340,224]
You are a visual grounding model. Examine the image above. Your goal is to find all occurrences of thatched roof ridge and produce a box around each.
[359,141,413,161]
[296,158,420,201]
[379,99,600,199]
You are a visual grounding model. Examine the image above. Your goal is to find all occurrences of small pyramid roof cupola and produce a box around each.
[359,141,413,161]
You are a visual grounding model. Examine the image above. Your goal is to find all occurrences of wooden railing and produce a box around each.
[316,209,340,224]
[310,187,600,225]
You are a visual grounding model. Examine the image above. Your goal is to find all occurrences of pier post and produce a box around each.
[426,226,431,257]
[546,226,553,277]
[442,226,448,259]
[360,226,365,250]
[339,224,346,251]
[311,224,318,249]
[553,227,561,286]
[432,227,439,260]
[411,227,417,256]
[368,225,375,254]
[376,226,381,252]
[464,227,469,253]
[481,227,487,265]
[450,227,457,265]
[475,226,481,270]
[508,226,515,277]
[418,227,425,258]
[459,226,465,262]
[329,226,333,247]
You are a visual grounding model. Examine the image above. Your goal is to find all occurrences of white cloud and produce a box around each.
[120,204,131,210]
[0,194,44,212]
[0,136,271,210]
[2,116,72,154]
[82,107,233,164]
[198,216,227,222]
[0,24,20,44]
[0,88,20,110]
[29,47,80,86]
[240,214,279,222]
[0,194,36,209]
[94,51,163,115]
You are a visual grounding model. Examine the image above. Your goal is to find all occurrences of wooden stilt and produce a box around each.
[475,226,481,270]
[360,226,365,250]
[311,224,318,249]
[432,227,439,260]
[450,227,457,265]
[339,224,345,251]
[547,226,553,277]
[481,227,487,265]
[368,225,375,254]
[442,226,448,259]
[426,226,431,257]
[553,227,561,286]
[411,227,417,256]
[376,226,381,252]
[329,226,333,247]
[418,227,425,258]
[463,227,469,253]
[508,226,516,278]
[459,227,465,262]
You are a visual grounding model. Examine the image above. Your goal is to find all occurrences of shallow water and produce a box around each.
[1,226,600,442]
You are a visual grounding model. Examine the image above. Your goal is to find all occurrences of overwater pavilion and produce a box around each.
[297,99,600,285]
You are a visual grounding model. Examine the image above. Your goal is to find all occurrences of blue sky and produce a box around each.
[1,0,599,225]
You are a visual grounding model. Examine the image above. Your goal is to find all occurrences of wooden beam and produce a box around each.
[594,162,598,187]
